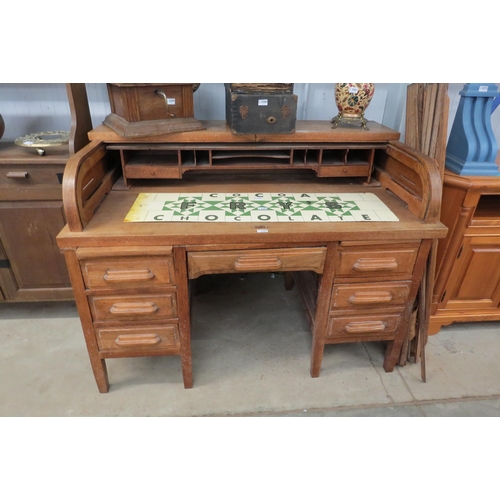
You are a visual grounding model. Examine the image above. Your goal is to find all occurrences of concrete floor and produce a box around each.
[1,272,500,417]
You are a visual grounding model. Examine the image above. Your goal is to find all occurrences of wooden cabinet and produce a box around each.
[0,83,93,302]
[57,121,447,392]
[0,144,73,301]
[430,171,500,333]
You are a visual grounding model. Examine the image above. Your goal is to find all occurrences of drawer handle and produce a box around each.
[155,90,176,118]
[103,269,155,283]
[348,291,394,305]
[109,302,158,315]
[352,258,398,272]
[115,333,161,346]
[345,320,386,334]
[233,255,282,271]
[7,171,29,178]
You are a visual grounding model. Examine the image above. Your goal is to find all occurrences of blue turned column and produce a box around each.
[446,83,499,176]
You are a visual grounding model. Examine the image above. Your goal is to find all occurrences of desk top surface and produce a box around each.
[88,120,401,144]
[57,173,447,248]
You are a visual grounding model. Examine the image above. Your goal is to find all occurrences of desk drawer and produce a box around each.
[0,164,64,188]
[327,313,401,342]
[337,245,419,279]
[331,281,411,309]
[96,324,180,353]
[188,247,326,279]
[80,256,175,289]
[89,293,177,322]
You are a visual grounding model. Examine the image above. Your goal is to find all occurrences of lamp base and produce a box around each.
[446,153,500,176]
[331,113,369,130]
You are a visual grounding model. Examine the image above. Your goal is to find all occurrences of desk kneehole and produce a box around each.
[187,247,327,279]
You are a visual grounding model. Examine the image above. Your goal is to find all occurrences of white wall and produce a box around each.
[1,83,499,149]
[192,83,396,123]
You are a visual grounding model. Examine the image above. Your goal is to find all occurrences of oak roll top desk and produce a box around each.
[56,120,448,392]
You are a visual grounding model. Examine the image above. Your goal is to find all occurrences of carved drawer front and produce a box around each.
[188,247,326,279]
[89,293,177,322]
[337,246,419,279]
[80,256,175,289]
[327,314,401,342]
[331,281,411,309]
[96,324,180,353]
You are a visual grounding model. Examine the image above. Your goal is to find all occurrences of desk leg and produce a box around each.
[310,335,325,378]
[310,243,337,378]
[91,353,110,393]
[173,246,193,389]
[63,249,110,393]
[383,332,407,372]
[384,302,415,372]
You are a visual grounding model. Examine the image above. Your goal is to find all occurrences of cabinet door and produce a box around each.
[446,236,500,310]
[0,200,72,300]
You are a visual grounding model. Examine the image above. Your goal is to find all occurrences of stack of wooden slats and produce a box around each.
[401,83,450,378]
[405,83,449,181]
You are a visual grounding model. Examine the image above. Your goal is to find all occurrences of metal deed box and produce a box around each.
[225,84,297,135]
